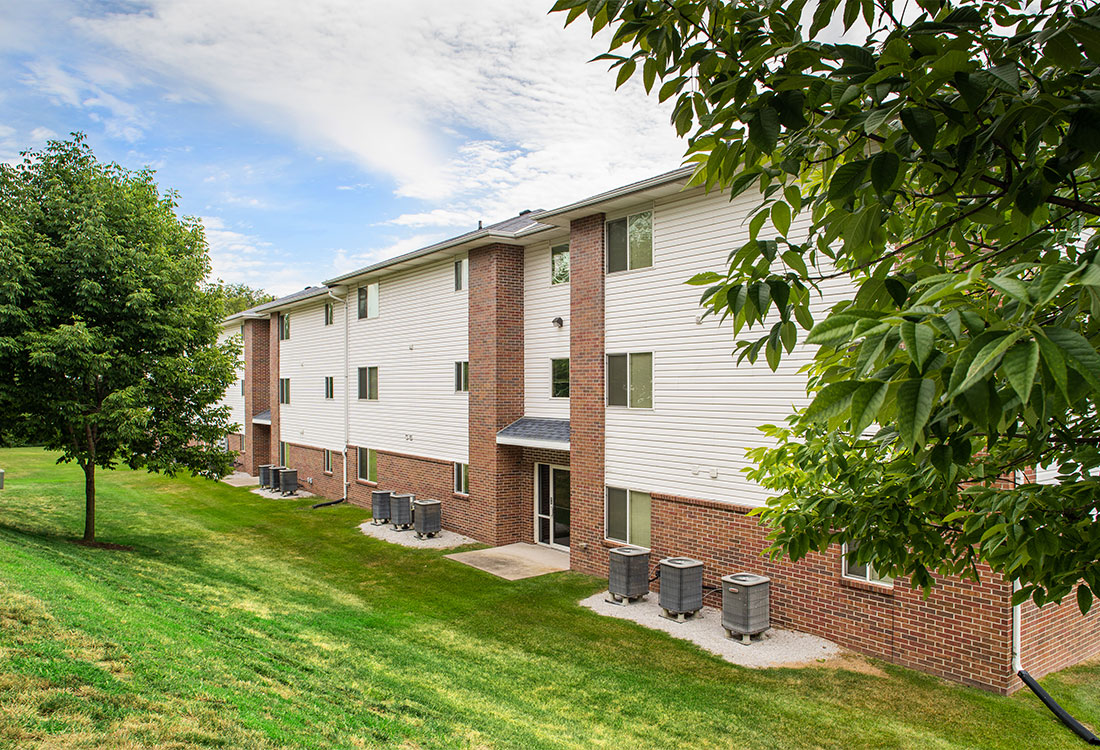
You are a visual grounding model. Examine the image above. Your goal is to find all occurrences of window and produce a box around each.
[358,366,378,400]
[842,543,893,586]
[324,376,334,400]
[607,352,652,408]
[323,449,332,474]
[324,302,334,326]
[279,441,288,466]
[240,379,245,396]
[357,447,377,483]
[454,462,469,494]
[606,211,653,273]
[454,258,469,291]
[551,358,569,398]
[605,487,651,547]
[278,313,290,340]
[551,243,570,284]
[358,282,379,319]
[454,361,469,392]
[278,378,290,405]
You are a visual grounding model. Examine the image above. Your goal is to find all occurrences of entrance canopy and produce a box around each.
[496,417,569,451]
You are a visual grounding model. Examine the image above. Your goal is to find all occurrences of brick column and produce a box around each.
[268,314,281,465]
[241,318,271,475]
[569,213,606,575]
[468,243,526,546]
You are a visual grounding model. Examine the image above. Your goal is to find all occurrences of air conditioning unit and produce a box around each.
[258,464,274,488]
[658,557,704,622]
[721,573,771,644]
[279,469,298,496]
[607,546,650,604]
[371,490,392,525]
[269,466,286,492]
[413,498,441,538]
[390,493,414,530]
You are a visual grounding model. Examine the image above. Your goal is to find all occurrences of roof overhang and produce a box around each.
[496,417,570,451]
[252,410,272,426]
[496,435,570,451]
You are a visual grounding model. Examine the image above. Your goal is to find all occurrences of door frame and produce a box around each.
[533,463,570,551]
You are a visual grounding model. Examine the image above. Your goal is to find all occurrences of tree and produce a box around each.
[0,135,239,543]
[555,0,1100,611]
[204,280,275,319]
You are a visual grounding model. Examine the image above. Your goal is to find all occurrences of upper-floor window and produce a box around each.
[607,352,652,408]
[358,366,378,400]
[324,376,334,400]
[324,302,334,326]
[605,487,651,548]
[454,258,469,291]
[358,282,379,319]
[278,378,290,404]
[551,243,570,285]
[278,313,290,340]
[842,543,893,586]
[551,358,569,398]
[454,361,469,392]
[240,379,245,396]
[606,211,653,273]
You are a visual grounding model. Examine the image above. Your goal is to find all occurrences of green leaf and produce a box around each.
[870,151,900,195]
[1002,340,1039,405]
[850,380,887,434]
[900,321,934,371]
[806,314,861,347]
[897,378,936,450]
[987,275,1028,304]
[771,201,791,236]
[1043,327,1100,391]
[749,106,780,153]
[804,380,863,422]
[686,271,723,286]
[1078,584,1093,615]
[781,250,808,277]
[826,159,869,202]
[614,59,636,89]
[948,332,1020,398]
[1035,331,1069,400]
[900,107,937,152]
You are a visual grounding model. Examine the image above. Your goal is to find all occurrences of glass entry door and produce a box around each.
[536,464,570,549]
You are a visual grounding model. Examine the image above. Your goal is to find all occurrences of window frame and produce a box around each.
[323,448,333,474]
[841,543,894,587]
[323,302,334,326]
[604,486,652,548]
[550,358,570,399]
[278,378,290,405]
[357,447,378,483]
[606,352,653,408]
[550,242,570,285]
[278,313,290,340]
[357,366,378,400]
[279,441,288,466]
[454,361,469,392]
[324,376,334,400]
[454,258,469,291]
[357,282,379,319]
[453,462,469,495]
[605,209,654,274]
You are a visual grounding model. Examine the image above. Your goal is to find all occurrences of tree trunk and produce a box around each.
[82,462,96,543]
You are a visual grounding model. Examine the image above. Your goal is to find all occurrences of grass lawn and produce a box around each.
[0,448,1097,749]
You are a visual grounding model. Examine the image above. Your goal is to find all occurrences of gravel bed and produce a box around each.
[358,521,478,549]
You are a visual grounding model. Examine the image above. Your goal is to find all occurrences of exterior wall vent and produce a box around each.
[390,493,414,530]
[721,573,771,644]
[658,557,704,622]
[413,498,442,538]
[371,490,392,525]
[608,546,650,603]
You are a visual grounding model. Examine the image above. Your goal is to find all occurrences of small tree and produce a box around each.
[0,135,239,543]
[556,0,1100,610]
[204,280,275,318]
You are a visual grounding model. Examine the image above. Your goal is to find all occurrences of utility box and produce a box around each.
[722,573,771,644]
[608,546,650,603]
[658,557,704,621]
[371,490,392,525]
[279,469,298,496]
[269,466,286,492]
[258,464,274,488]
[390,493,414,530]
[413,498,441,538]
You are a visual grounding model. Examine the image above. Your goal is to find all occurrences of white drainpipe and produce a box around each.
[327,288,349,499]
[1012,579,1023,674]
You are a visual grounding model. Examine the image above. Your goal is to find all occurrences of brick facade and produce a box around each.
[568,214,606,575]
[268,314,281,467]
[1019,587,1100,689]
[281,442,345,500]
[345,445,460,523]
[241,318,271,475]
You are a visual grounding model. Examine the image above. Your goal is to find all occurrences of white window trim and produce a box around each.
[550,242,570,286]
[841,543,894,587]
[454,361,469,393]
[605,207,655,275]
[453,462,469,495]
[454,257,469,292]
[323,449,332,474]
[603,485,652,549]
[605,352,654,409]
[550,357,569,399]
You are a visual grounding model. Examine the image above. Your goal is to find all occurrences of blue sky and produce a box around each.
[0,0,686,295]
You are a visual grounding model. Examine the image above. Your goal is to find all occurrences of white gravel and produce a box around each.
[250,487,315,500]
[358,521,478,549]
[579,591,843,669]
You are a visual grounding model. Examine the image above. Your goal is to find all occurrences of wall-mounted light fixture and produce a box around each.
[552,317,564,328]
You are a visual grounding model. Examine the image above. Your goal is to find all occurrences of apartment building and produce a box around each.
[219,167,1100,694]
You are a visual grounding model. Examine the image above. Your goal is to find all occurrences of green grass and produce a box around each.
[0,448,1097,749]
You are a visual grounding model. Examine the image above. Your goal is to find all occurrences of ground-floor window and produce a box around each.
[605,487,651,547]
[357,447,377,483]
[279,441,288,467]
[842,543,893,586]
[454,462,469,494]
[323,449,332,474]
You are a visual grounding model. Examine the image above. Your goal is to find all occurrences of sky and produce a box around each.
[0,0,688,295]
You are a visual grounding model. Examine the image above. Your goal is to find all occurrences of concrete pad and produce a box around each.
[358,521,478,550]
[221,472,259,487]
[250,486,314,500]
[445,542,570,580]
[579,590,843,668]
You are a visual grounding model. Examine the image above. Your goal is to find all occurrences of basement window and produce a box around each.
[606,211,653,273]
[454,462,469,495]
[842,543,893,586]
[279,441,288,466]
[605,487,651,548]
[358,447,377,483]
[323,449,332,474]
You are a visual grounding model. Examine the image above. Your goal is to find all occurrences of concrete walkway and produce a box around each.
[220,471,259,487]
[445,543,570,580]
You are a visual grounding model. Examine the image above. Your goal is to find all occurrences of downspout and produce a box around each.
[331,287,350,502]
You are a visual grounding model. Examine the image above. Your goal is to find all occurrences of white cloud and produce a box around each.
[21,60,148,142]
[381,209,478,229]
[30,126,58,142]
[202,216,311,296]
[331,233,449,276]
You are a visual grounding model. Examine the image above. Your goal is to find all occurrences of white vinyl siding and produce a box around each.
[217,325,245,433]
[603,187,852,508]
[524,240,571,418]
[348,256,469,463]
[278,298,346,452]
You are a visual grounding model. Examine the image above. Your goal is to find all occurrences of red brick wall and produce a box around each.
[467,243,527,546]
[268,314,281,467]
[345,445,475,530]
[514,448,571,545]
[281,442,345,500]
[568,213,606,575]
[228,433,246,471]
[1018,586,1100,689]
[241,318,271,475]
